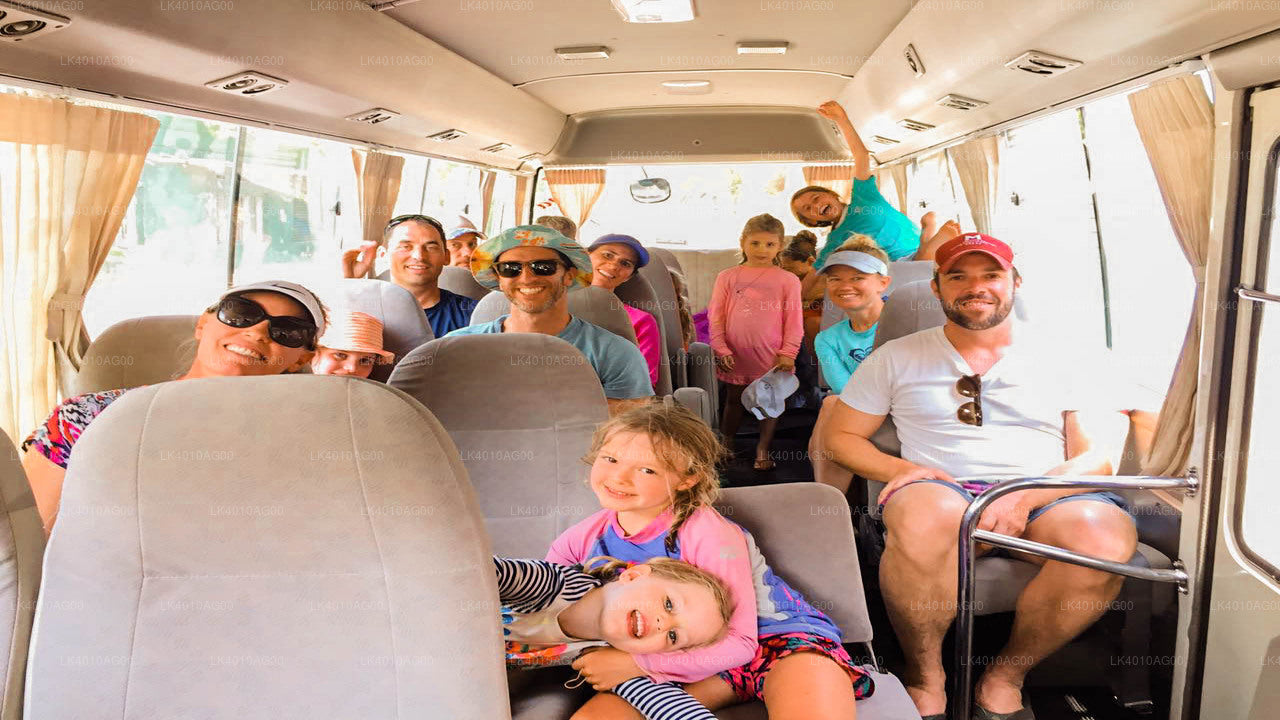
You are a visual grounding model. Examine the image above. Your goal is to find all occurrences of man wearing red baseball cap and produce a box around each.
[822,232,1135,719]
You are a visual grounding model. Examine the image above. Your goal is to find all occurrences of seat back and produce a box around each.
[714,484,872,643]
[468,287,640,344]
[388,334,608,558]
[613,272,673,395]
[649,247,684,274]
[26,377,507,720]
[872,280,946,348]
[75,316,199,395]
[438,266,490,301]
[635,253,688,388]
[0,431,44,720]
[334,279,434,382]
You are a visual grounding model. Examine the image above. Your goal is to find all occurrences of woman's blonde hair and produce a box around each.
[583,556,734,643]
[738,213,786,265]
[835,235,891,269]
[584,403,724,553]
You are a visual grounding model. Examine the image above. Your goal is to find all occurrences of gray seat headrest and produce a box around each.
[27,376,508,720]
[75,316,199,395]
[872,278,1030,349]
[437,266,490,301]
[0,430,44,720]
[334,279,434,382]
[467,287,639,345]
[388,334,607,557]
[613,271,672,395]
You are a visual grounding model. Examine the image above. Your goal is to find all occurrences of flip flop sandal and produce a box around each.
[753,458,776,471]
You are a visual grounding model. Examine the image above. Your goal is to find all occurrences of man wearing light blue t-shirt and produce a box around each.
[447,225,652,414]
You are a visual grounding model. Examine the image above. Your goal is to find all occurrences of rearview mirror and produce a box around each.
[629,178,671,204]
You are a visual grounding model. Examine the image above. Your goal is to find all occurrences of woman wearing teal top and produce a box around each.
[791,100,960,267]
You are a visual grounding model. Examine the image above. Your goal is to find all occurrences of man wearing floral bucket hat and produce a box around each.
[449,225,652,414]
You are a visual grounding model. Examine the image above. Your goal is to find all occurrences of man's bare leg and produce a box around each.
[880,482,971,716]
[974,501,1138,713]
[811,396,853,493]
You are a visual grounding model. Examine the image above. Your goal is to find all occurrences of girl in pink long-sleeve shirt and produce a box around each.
[708,214,803,470]
[550,404,872,719]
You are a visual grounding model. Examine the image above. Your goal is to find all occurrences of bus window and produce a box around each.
[230,127,360,290]
[1239,148,1280,571]
[82,112,238,336]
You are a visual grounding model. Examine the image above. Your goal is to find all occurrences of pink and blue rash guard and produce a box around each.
[548,507,842,683]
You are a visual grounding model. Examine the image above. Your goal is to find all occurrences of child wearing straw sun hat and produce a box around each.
[310,311,395,379]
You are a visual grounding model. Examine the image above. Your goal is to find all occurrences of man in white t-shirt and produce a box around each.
[823,233,1137,720]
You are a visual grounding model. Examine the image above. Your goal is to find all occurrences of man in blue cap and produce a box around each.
[448,225,653,414]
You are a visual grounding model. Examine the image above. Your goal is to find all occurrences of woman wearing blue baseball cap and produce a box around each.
[587,234,661,389]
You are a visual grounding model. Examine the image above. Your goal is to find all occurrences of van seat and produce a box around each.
[438,265,490,301]
[388,333,606,557]
[613,270,673,395]
[0,430,44,720]
[335,279,434,381]
[25,376,508,719]
[75,315,198,394]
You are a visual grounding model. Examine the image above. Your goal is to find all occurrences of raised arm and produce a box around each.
[817,100,872,181]
[493,556,598,614]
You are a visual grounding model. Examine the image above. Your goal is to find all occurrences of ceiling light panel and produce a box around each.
[555,45,611,60]
[737,41,788,55]
[610,0,694,23]
[662,80,712,95]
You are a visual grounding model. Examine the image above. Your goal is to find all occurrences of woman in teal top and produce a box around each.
[791,100,960,267]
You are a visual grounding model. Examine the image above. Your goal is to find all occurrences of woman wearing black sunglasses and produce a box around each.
[21,280,327,533]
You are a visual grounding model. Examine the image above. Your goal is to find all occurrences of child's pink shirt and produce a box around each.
[547,507,759,684]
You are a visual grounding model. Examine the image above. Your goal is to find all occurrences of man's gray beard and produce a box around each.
[942,292,1015,331]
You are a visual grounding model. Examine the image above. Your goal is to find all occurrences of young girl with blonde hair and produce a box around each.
[708,214,803,470]
[551,404,873,719]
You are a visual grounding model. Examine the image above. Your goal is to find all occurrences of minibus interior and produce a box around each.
[1,0,1279,718]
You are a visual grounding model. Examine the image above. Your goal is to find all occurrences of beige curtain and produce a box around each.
[514,175,531,225]
[1128,75,1214,476]
[351,149,405,248]
[885,163,909,214]
[949,135,1000,235]
[544,168,606,228]
[0,94,158,442]
[802,164,853,203]
[479,170,497,234]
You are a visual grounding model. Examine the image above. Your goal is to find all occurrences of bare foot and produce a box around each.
[974,671,1026,714]
[919,210,938,242]
[916,219,962,262]
[905,683,948,717]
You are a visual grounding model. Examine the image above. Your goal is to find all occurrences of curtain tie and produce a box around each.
[45,292,85,341]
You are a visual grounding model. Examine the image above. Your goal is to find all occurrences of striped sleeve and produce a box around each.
[493,556,599,614]
[613,678,716,720]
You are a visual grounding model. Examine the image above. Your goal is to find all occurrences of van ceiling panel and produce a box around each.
[545,106,851,166]
[521,70,851,116]
[842,0,1280,164]
[384,0,909,113]
[1206,28,1280,91]
[0,0,565,170]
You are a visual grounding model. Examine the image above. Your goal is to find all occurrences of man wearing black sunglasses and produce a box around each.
[341,214,477,337]
[448,225,652,415]
[820,233,1136,720]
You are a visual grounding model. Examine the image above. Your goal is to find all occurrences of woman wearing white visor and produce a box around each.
[810,238,891,492]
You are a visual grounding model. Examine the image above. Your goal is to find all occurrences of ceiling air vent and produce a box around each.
[480,142,511,153]
[1004,50,1082,77]
[205,71,288,97]
[898,118,935,132]
[519,152,542,161]
[870,135,901,147]
[0,1,70,42]
[427,128,467,142]
[346,108,399,125]
[936,94,989,111]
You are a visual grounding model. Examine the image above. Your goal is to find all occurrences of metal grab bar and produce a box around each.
[952,474,1197,720]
